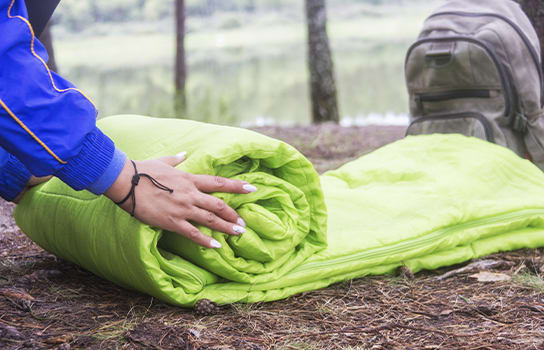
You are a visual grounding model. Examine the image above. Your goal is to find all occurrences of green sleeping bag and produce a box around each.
[14,115,544,307]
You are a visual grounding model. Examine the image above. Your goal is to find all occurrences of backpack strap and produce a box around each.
[512,112,529,133]
[524,114,544,169]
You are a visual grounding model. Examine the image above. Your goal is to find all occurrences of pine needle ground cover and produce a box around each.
[1,124,543,349]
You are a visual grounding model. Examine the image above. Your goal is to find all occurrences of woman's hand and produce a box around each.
[104,152,256,249]
[13,175,53,204]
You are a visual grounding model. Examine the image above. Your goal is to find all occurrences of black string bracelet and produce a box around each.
[115,160,174,217]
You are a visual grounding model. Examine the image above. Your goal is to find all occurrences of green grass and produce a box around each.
[513,272,544,292]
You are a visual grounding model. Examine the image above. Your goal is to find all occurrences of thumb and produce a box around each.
[158,151,187,167]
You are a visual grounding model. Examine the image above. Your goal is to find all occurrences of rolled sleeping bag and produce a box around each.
[15,115,544,307]
[14,115,328,306]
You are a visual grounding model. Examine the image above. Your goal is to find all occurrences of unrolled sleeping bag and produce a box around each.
[14,115,544,307]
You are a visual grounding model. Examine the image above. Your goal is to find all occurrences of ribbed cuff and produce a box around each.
[55,127,116,192]
[0,155,32,202]
[87,147,127,195]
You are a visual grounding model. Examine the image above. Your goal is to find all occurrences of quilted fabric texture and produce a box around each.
[14,115,544,307]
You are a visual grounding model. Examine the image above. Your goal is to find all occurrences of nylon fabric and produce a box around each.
[14,115,544,307]
[404,0,544,168]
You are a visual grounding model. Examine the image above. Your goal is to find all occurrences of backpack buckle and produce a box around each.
[513,113,528,133]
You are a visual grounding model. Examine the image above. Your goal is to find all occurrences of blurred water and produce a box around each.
[52,0,437,126]
[63,44,411,126]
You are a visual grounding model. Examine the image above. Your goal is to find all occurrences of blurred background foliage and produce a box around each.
[50,0,440,126]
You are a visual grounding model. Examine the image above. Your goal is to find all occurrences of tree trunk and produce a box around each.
[518,0,544,71]
[175,0,187,114]
[304,0,339,124]
[39,22,58,73]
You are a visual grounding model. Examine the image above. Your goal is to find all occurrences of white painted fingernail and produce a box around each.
[233,225,245,234]
[237,218,246,227]
[176,151,187,159]
[243,184,257,193]
[210,239,222,248]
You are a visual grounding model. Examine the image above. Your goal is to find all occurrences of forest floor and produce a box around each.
[1,124,544,350]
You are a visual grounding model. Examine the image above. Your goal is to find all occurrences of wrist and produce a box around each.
[104,158,133,203]
[87,147,127,195]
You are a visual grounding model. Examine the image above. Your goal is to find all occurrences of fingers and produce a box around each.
[28,175,53,186]
[13,188,28,204]
[157,152,187,167]
[190,207,245,236]
[156,153,258,195]
[194,193,243,225]
[190,174,257,194]
[176,220,222,249]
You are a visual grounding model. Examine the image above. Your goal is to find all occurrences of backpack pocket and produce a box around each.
[428,11,544,108]
[406,37,515,118]
[414,89,495,113]
[406,112,495,142]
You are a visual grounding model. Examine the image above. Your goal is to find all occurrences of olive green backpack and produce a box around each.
[405,0,544,169]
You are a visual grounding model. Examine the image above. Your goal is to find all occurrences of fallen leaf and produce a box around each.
[469,271,511,282]
[44,335,73,344]
[439,309,453,316]
[0,288,35,301]
[435,259,509,280]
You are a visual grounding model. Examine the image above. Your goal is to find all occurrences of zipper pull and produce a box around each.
[512,112,528,133]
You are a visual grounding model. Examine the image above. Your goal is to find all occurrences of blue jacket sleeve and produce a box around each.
[0,146,31,201]
[0,0,126,194]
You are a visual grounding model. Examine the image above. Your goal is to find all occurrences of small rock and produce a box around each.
[188,328,201,338]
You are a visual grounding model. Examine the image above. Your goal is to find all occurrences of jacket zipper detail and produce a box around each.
[406,36,514,118]
[407,111,495,142]
[291,209,544,273]
[429,11,544,107]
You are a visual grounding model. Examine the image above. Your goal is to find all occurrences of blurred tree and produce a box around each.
[244,0,256,12]
[304,0,339,123]
[175,0,187,114]
[39,22,58,73]
[518,0,544,71]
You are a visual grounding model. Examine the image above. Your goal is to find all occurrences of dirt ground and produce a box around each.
[1,125,544,350]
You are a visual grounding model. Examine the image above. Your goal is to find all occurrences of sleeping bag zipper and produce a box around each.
[291,209,544,273]
[429,11,544,107]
